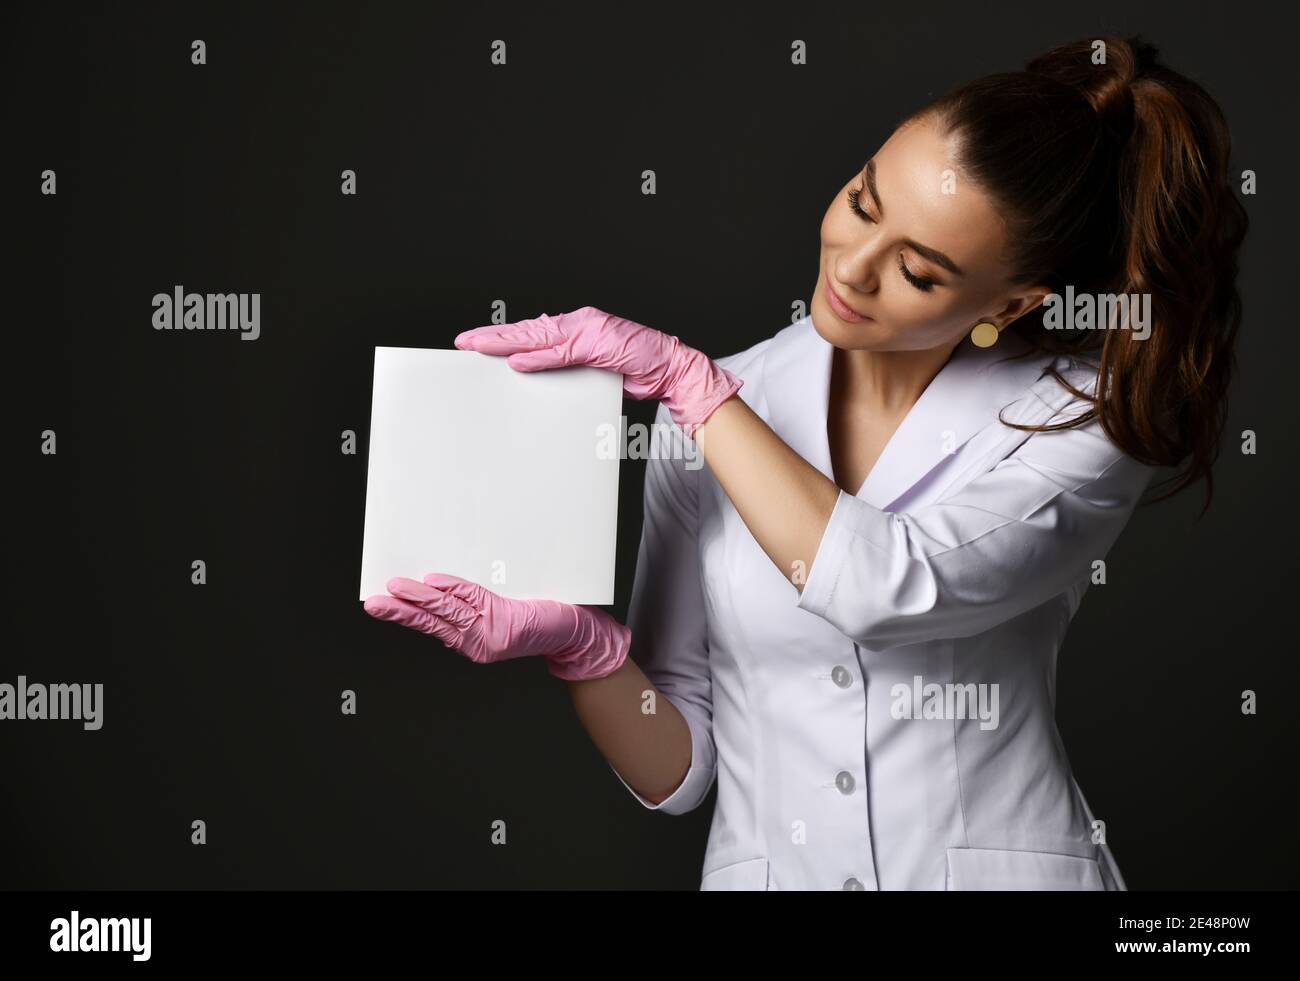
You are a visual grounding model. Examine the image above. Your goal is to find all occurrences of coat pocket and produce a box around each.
[944,847,1105,890]
[700,857,771,891]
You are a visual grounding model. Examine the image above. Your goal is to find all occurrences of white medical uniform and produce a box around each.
[610,315,1157,890]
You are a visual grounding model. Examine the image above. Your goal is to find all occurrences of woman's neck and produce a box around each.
[831,341,961,413]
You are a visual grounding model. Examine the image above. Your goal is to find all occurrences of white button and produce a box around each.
[843,877,865,890]
[835,770,855,794]
[831,665,852,688]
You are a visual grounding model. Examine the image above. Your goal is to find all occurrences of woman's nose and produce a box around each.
[835,248,880,294]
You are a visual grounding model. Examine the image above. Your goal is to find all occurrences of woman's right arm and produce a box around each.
[565,659,693,806]
[567,401,719,813]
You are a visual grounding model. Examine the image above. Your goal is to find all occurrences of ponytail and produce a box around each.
[906,35,1248,512]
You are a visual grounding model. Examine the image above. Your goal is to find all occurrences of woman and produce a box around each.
[363,35,1246,890]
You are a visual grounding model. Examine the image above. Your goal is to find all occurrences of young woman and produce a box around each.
[363,35,1247,890]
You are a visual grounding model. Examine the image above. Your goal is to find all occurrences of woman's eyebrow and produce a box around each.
[864,158,966,278]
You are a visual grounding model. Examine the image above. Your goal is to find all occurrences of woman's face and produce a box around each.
[813,114,1046,352]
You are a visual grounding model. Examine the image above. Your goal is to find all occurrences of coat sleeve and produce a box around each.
[608,402,718,814]
[795,402,1159,649]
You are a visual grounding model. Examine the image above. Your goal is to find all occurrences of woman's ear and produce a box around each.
[987,283,1053,325]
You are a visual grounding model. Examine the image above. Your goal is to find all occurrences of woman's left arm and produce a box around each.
[693,394,840,590]
[696,386,1158,649]
[679,348,1158,649]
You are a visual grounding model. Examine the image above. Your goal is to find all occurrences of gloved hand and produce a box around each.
[362,572,631,681]
[454,306,743,438]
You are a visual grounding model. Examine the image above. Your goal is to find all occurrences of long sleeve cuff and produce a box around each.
[795,489,865,622]
[609,695,716,815]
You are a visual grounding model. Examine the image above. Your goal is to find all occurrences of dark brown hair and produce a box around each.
[904,35,1247,513]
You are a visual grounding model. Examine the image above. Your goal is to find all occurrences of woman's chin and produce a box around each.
[811,307,889,350]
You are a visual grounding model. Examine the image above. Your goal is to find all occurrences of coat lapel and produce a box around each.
[760,316,1055,511]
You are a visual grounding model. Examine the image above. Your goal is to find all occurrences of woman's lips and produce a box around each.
[824,279,868,322]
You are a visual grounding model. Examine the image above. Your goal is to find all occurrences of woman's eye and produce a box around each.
[846,185,874,221]
[897,253,936,292]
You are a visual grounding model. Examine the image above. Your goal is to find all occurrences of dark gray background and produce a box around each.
[4,0,1296,889]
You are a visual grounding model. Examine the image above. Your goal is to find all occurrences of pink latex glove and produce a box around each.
[453,306,743,438]
[362,573,630,681]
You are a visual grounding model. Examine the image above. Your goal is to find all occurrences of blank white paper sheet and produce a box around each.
[358,347,623,604]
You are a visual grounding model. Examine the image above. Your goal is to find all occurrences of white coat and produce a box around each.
[609,315,1157,890]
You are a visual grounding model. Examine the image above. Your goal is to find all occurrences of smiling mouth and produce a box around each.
[824,279,868,322]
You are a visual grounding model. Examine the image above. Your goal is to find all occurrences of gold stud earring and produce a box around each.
[970,322,1000,348]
